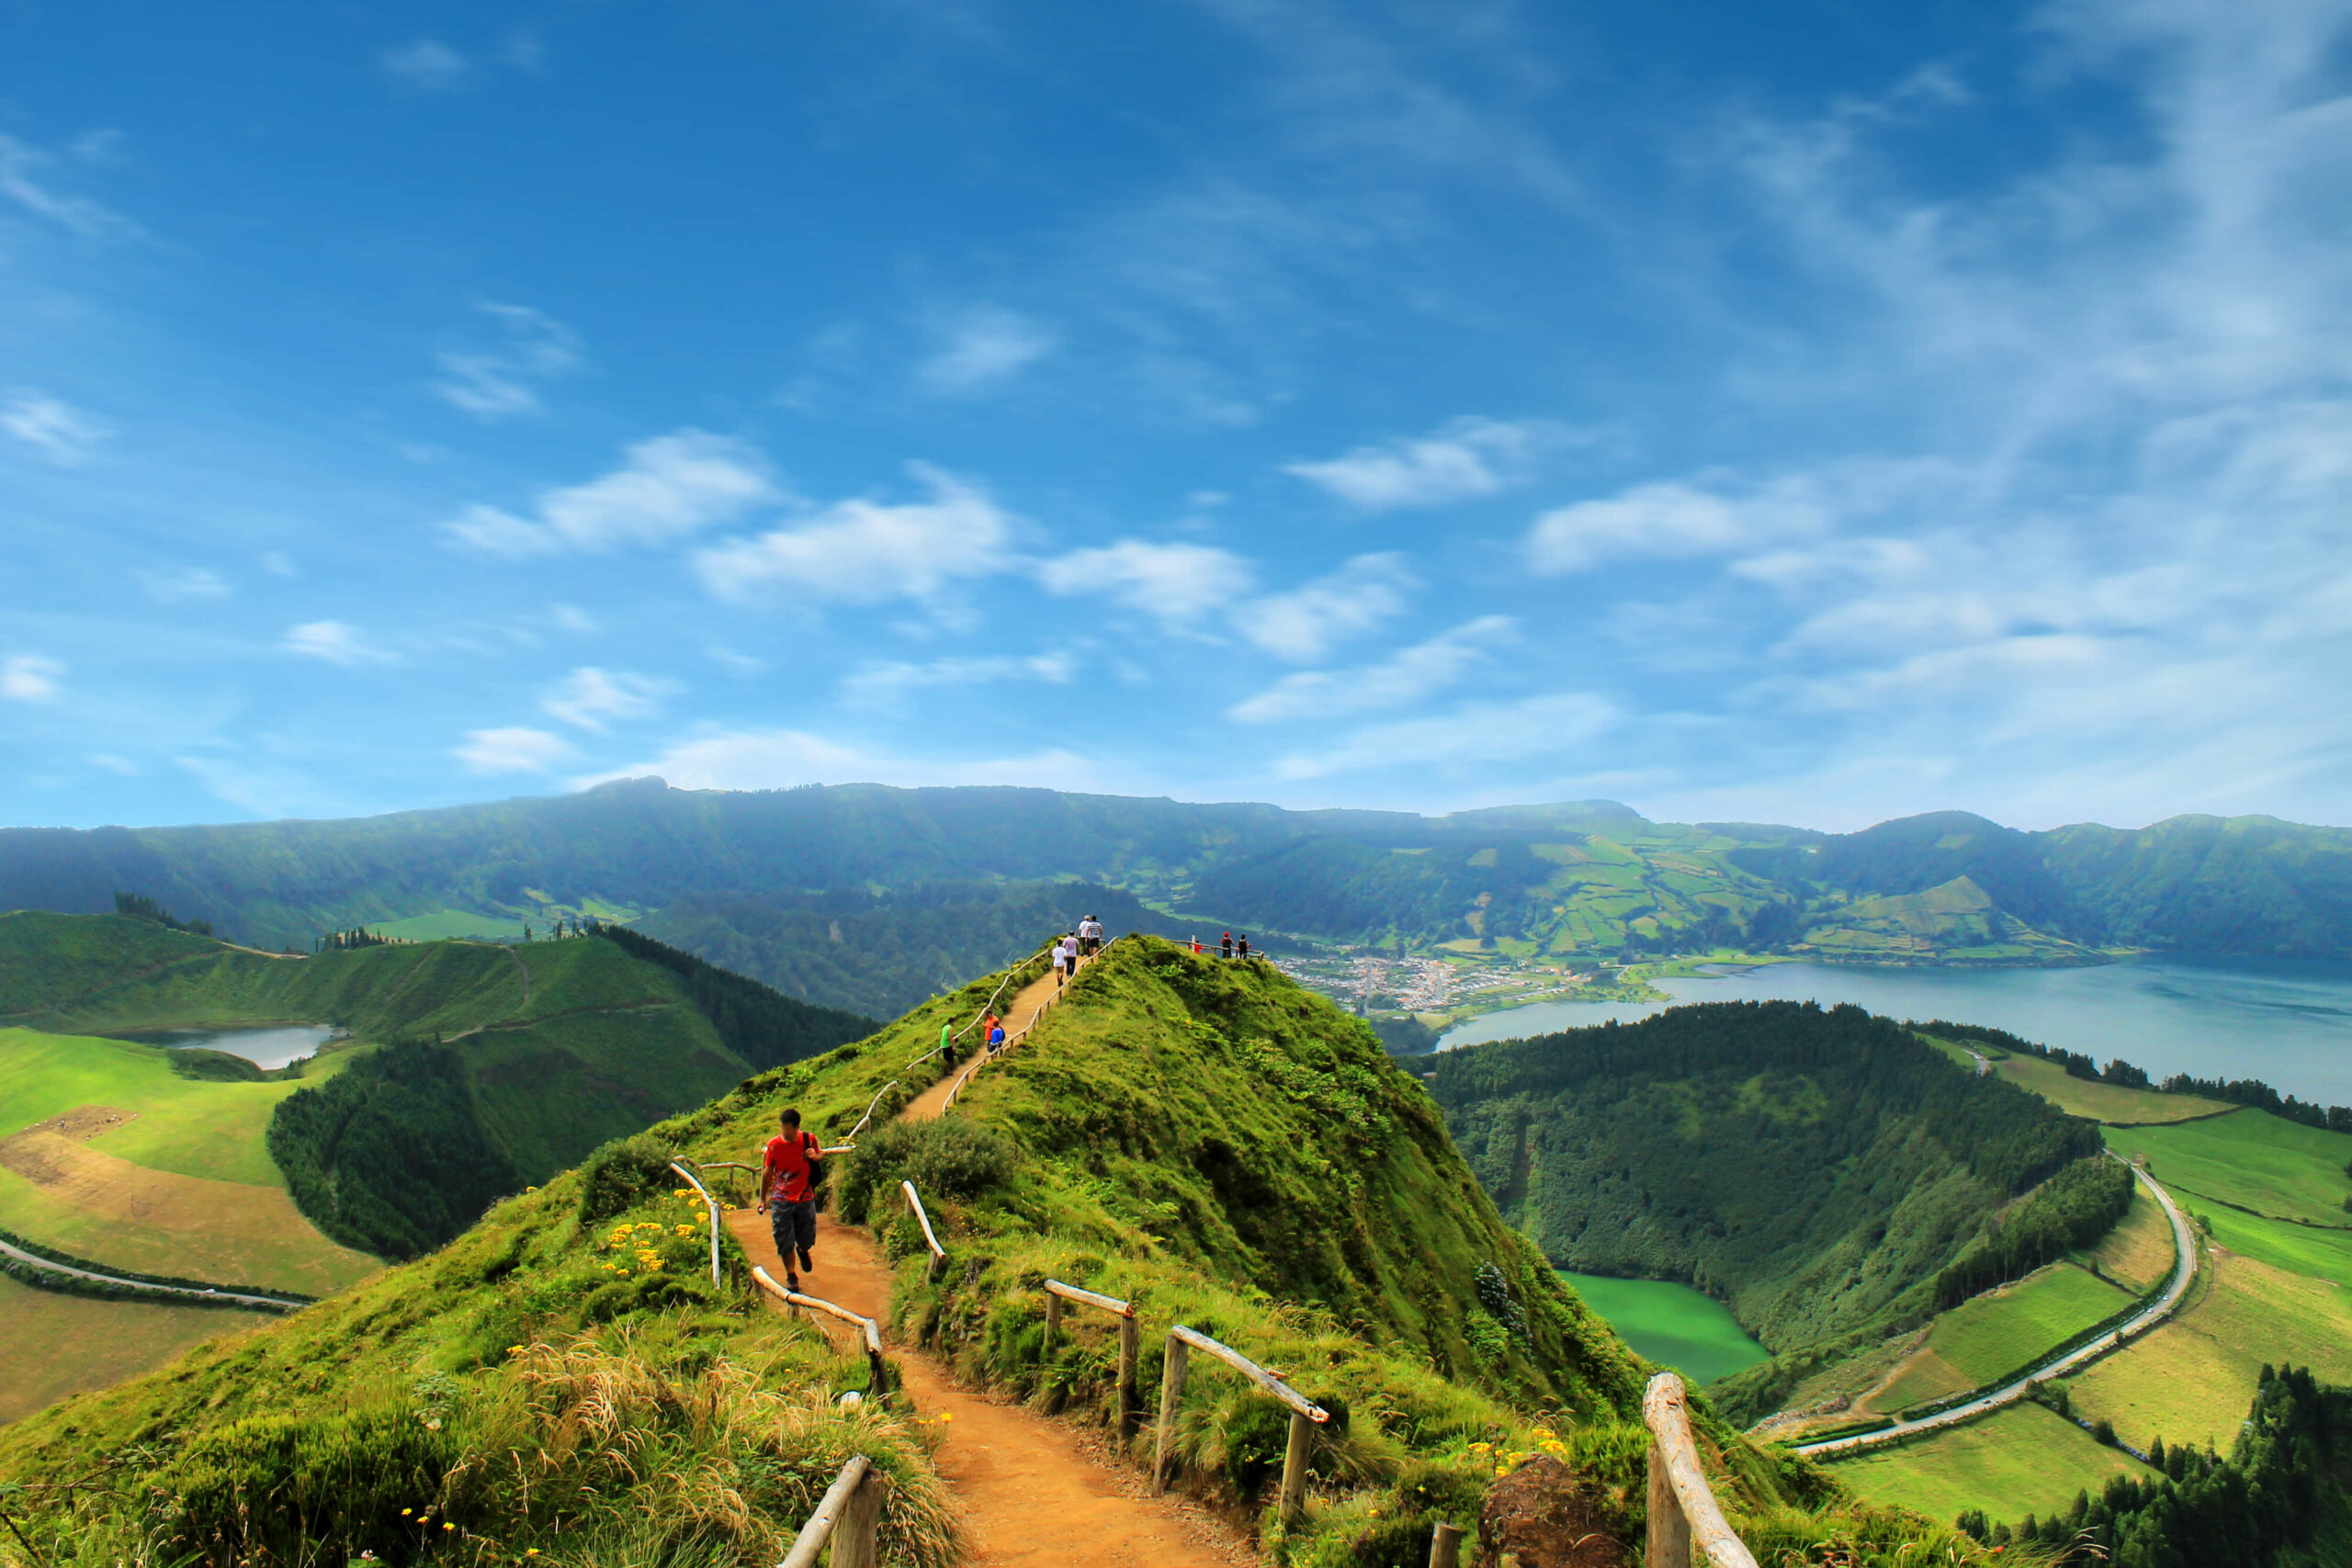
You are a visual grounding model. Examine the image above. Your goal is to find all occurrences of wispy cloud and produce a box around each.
[694,463,1013,605]
[137,567,231,604]
[442,430,776,558]
[1229,615,1513,723]
[454,726,573,773]
[1272,691,1617,781]
[381,39,473,93]
[1235,553,1415,660]
[0,134,139,240]
[1037,539,1255,624]
[579,726,1102,794]
[282,620,395,667]
[540,667,675,730]
[1284,417,1566,510]
[1,655,63,702]
[839,653,1074,709]
[918,306,1057,393]
[2,391,108,466]
[431,303,582,420]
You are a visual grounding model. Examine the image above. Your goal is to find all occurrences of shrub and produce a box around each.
[836,1117,1014,1224]
[578,1131,684,1224]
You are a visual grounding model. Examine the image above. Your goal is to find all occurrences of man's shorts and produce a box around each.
[770,1199,817,1270]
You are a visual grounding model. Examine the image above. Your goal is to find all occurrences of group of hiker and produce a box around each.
[1051,914,1106,987]
[1193,931,1255,960]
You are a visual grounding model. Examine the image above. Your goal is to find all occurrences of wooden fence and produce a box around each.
[777,1454,881,1568]
[1040,1278,1142,1438]
[752,1264,892,1402]
[1153,1324,1329,1528]
[901,1179,948,1283]
[666,1161,724,1287]
[1641,1372,1757,1568]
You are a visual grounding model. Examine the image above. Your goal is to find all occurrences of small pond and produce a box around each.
[1555,1270,1770,1386]
[126,1024,335,1070]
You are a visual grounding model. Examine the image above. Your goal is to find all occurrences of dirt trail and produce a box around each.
[728,1211,1242,1567]
[899,958,1084,1123]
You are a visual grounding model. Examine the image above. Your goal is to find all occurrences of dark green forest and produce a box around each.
[1933,1153,2134,1307]
[1430,1001,2104,1419]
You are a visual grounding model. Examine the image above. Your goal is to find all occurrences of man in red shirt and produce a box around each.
[759,1108,825,1291]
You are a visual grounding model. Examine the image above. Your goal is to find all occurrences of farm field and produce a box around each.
[1555,1270,1769,1385]
[2104,1110,2352,1226]
[1985,1051,2233,1123]
[1864,1261,2132,1413]
[2082,1182,2177,1292]
[1829,1400,2157,1525]
[2066,1243,2352,1452]
[368,908,529,942]
[0,1274,272,1426]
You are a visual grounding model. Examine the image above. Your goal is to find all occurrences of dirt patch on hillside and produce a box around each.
[0,1131,305,1241]
[10,1105,139,1143]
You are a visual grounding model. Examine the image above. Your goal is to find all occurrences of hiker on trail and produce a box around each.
[989,1020,1007,1054]
[759,1108,825,1292]
[1080,915,1104,956]
[1238,934,1251,960]
[938,1021,957,1068]
[1191,935,1202,954]
[1220,931,1233,959]
[1052,934,1071,988]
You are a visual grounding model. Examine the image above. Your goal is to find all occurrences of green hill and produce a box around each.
[0,912,875,1258]
[1429,1001,2114,1422]
[0,934,1999,1568]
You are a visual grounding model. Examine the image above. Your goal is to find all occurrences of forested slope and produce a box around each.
[1430,1002,2108,1418]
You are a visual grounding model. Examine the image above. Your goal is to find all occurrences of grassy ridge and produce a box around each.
[1868,1263,2132,1412]
[1831,1401,2158,1525]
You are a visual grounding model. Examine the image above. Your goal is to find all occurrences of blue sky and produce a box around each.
[3,0,2347,833]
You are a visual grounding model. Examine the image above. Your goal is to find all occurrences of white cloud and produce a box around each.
[839,653,1075,709]
[1235,553,1416,660]
[88,752,138,774]
[0,134,136,239]
[1525,475,1849,574]
[2,655,63,702]
[918,307,1057,393]
[2,391,108,466]
[578,727,1100,794]
[694,464,1014,605]
[540,667,674,730]
[282,620,394,667]
[259,551,299,578]
[550,604,597,633]
[1284,417,1560,510]
[1229,615,1514,723]
[1037,539,1255,622]
[454,727,573,774]
[431,303,582,420]
[138,567,230,604]
[1273,691,1617,780]
[381,39,471,92]
[441,430,775,558]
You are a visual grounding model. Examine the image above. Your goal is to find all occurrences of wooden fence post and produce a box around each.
[1278,1408,1313,1526]
[1044,1289,1062,1347]
[1152,1333,1192,1491]
[1645,1438,1690,1568]
[1428,1521,1464,1568]
[1117,1314,1141,1440]
[831,1466,882,1568]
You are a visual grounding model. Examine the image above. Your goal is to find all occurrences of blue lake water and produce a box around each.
[129,1023,335,1070]
[1437,956,2352,1106]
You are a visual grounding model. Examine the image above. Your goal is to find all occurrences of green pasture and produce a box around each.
[368,909,528,942]
[1870,1261,2131,1412]
[2069,1246,2352,1452]
[1555,1270,1769,1386]
[2104,1110,2352,1226]
[2083,1182,2177,1293]
[1827,1400,2156,1526]
[0,1274,272,1427]
[0,1026,317,1186]
[1987,1050,2232,1123]
[2196,1200,2352,1279]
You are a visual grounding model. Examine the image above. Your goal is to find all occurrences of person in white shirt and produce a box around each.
[1079,916,1103,956]
[1054,932,1076,987]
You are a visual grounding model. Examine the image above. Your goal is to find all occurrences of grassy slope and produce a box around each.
[1985,1052,2233,1124]
[2084,1182,2177,1293]
[1830,1400,2158,1525]
[2104,1111,2352,1226]
[1865,1262,2132,1412]
[0,936,1990,1567]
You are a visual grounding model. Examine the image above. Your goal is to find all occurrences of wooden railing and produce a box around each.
[667,1162,724,1287]
[1153,1324,1329,1526]
[1642,1372,1757,1568]
[909,942,1056,1067]
[752,1264,892,1402]
[901,1179,948,1283]
[778,1454,881,1568]
[1040,1279,1142,1438]
[939,935,1122,1113]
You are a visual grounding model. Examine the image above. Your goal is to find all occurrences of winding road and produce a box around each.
[1796,1158,2197,1458]
[0,1236,308,1312]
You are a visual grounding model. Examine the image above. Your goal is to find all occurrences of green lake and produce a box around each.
[1556,1270,1769,1386]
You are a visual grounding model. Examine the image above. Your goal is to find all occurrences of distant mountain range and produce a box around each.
[0,782,2346,1013]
